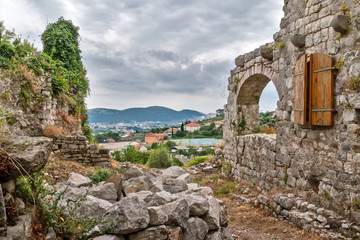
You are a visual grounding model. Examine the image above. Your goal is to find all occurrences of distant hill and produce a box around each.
[88,106,206,124]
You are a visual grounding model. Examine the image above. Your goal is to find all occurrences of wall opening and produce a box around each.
[236,74,279,134]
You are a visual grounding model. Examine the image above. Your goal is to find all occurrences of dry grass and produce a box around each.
[43,125,63,138]
[258,125,276,134]
[0,148,17,180]
[191,172,325,240]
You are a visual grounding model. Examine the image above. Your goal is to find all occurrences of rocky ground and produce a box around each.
[41,155,327,240]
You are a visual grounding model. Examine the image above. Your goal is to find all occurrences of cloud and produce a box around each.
[0,0,283,113]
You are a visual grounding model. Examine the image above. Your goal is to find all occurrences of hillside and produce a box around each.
[88,106,205,123]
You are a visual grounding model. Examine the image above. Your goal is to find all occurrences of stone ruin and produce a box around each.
[223,0,360,238]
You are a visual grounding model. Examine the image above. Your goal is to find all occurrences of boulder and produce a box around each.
[148,205,169,225]
[103,196,150,234]
[1,179,15,194]
[163,178,188,194]
[206,228,233,240]
[278,196,294,210]
[185,194,210,216]
[127,191,153,203]
[89,183,118,202]
[166,198,189,228]
[202,197,220,230]
[167,227,182,240]
[123,166,144,181]
[74,195,112,219]
[0,185,6,227]
[91,235,125,240]
[123,175,163,195]
[162,166,186,179]
[67,173,92,188]
[146,191,177,206]
[183,217,209,240]
[62,186,87,202]
[290,34,305,48]
[128,225,168,240]
[218,200,228,227]
[177,173,192,183]
[331,14,350,34]
[105,174,123,200]
[5,136,52,181]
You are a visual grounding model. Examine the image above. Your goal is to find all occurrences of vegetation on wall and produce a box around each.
[0,19,93,141]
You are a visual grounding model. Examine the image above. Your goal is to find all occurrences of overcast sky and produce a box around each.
[0,0,283,113]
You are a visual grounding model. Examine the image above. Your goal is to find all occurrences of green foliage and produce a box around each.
[88,168,114,184]
[112,146,150,165]
[335,57,344,70]
[259,111,277,128]
[146,147,172,169]
[283,163,288,183]
[0,42,16,59]
[171,158,184,167]
[236,114,246,135]
[17,171,110,239]
[193,176,203,183]
[0,108,12,129]
[349,75,360,90]
[151,142,158,149]
[209,174,221,181]
[165,140,176,149]
[186,156,209,167]
[214,182,236,196]
[222,161,232,175]
[95,131,121,143]
[274,41,285,50]
[232,84,238,93]
[324,190,333,201]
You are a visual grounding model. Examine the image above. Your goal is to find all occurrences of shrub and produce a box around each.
[186,156,209,167]
[0,42,16,59]
[171,158,184,167]
[214,182,236,196]
[88,168,114,184]
[146,147,172,169]
[43,125,63,138]
[17,171,110,239]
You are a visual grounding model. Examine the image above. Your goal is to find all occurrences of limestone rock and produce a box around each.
[67,172,92,188]
[162,166,186,179]
[123,166,144,181]
[5,136,52,181]
[166,198,189,228]
[91,235,125,240]
[148,205,169,225]
[167,227,182,240]
[63,186,87,202]
[103,196,150,234]
[182,217,209,240]
[89,183,118,202]
[177,173,192,183]
[0,185,6,227]
[105,174,123,200]
[202,196,220,230]
[74,195,112,219]
[146,191,177,206]
[331,14,350,34]
[278,196,295,210]
[290,34,305,48]
[1,180,15,194]
[163,178,188,194]
[128,225,168,240]
[185,194,210,216]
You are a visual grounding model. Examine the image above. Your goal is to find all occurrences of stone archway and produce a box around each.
[235,65,281,132]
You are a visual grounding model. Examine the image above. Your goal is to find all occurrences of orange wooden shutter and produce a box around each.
[294,54,308,125]
[310,53,334,126]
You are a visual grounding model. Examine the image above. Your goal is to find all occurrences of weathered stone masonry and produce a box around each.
[224,0,360,238]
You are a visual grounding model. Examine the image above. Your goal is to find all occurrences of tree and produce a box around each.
[216,108,224,117]
[165,141,176,149]
[41,17,91,141]
[146,147,172,169]
[180,123,184,132]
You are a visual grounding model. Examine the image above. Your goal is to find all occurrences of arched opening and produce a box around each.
[236,74,280,134]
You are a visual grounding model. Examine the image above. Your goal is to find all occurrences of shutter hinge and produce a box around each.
[294,72,304,76]
[313,67,335,73]
[294,109,303,112]
[312,109,336,112]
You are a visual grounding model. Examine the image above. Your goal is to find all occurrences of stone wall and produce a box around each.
[224,0,360,237]
[52,135,111,167]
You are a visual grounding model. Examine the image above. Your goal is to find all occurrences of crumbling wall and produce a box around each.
[224,0,360,237]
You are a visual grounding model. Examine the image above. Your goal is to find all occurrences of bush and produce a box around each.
[146,147,172,169]
[0,42,16,59]
[111,147,150,165]
[171,158,184,167]
[17,171,110,239]
[214,182,236,196]
[88,168,114,184]
[186,156,209,167]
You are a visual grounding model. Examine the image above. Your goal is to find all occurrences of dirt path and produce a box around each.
[191,172,325,240]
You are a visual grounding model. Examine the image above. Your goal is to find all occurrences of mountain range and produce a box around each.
[88,106,206,124]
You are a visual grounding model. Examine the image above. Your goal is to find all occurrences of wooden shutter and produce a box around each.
[294,54,308,125]
[310,53,334,126]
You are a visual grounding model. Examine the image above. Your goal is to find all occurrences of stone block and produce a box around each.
[331,14,350,34]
